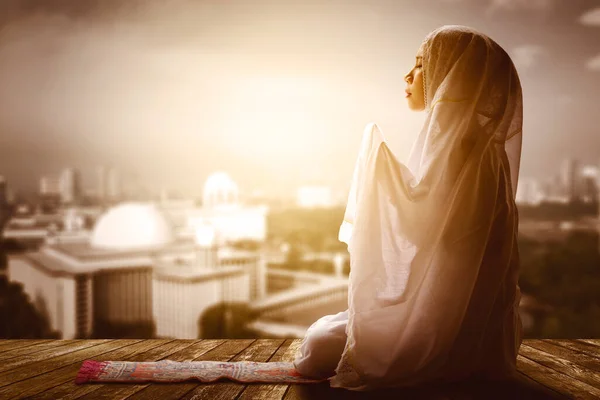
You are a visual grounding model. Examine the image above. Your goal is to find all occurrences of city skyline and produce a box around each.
[0,0,599,196]
[1,154,599,203]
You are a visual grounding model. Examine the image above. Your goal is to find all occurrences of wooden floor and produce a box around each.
[0,339,598,399]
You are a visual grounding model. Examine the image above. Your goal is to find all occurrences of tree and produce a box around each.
[0,277,61,338]
[198,302,257,339]
[518,231,600,338]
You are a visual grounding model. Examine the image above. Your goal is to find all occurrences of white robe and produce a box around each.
[294,25,524,391]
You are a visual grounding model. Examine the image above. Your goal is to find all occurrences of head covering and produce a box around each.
[330,25,524,390]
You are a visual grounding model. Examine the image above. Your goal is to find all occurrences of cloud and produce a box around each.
[486,0,555,15]
[579,8,600,26]
[510,45,545,69]
[586,54,600,71]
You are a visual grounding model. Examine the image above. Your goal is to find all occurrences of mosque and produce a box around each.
[161,171,268,244]
[5,172,269,339]
[5,172,348,340]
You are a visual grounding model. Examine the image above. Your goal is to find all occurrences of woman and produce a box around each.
[293,25,524,391]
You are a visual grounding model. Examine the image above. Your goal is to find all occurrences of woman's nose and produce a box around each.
[404,72,412,84]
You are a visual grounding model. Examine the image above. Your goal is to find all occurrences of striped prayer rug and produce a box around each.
[75,359,326,384]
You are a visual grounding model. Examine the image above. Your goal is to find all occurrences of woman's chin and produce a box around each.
[407,101,424,112]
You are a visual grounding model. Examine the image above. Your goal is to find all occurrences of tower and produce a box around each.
[0,175,6,207]
[59,168,81,205]
[561,158,583,203]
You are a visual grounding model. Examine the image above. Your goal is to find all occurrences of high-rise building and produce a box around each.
[59,168,81,205]
[0,176,9,240]
[40,176,60,196]
[581,166,599,203]
[96,166,121,203]
[560,158,583,203]
[0,175,6,206]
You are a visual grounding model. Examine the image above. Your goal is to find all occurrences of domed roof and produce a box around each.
[90,202,174,250]
[203,172,239,208]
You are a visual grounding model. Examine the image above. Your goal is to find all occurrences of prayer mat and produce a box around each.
[75,359,327,384]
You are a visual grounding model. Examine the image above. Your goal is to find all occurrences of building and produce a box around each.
[39,176,60,196]
[516,178,543,206]
[153,264,250,339]
[59,168,82,205]
[203,172,239,208]
[560,158,583,203]
[0,175,6,206]
[581,165,599,203]
[95,166,122,204]
[163,172,268,244]
[6,202,264,339]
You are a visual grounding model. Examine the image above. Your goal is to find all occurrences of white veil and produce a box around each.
[330,25,524,390]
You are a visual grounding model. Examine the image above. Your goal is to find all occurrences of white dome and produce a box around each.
[90,202,174,250]
[203,171,239,208]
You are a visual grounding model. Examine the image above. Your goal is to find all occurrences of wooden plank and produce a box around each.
[0,339,143,399]
[178,339,286,400]
[0,339,52,353]
[281,340,452,400]
[526,340,600,373]
[0,340,105,374]
[278,340,565,400]
[417,375,562,400]
[0,339,79,361]
[78,339,231,400]
[236,338,299,400]
[513,372,570,400]
[122,339,257,400]
[516,354,600,399]
[546,340,600,360]
[419,373,569,400]
[284,379,456,400]
[578,339,600,348]
[520,344,600,389]
[0,339,114,384]
[33,339,194,400]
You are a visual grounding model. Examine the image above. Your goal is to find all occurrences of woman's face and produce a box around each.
[404,45,425,111]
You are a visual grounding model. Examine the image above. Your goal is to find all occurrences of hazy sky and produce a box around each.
[0,0,599,197]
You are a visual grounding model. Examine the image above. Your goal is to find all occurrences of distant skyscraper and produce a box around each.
[561,158,582,203]
[96,166,121,203]
[59,168,81,205]
[580,165,599,203]
[40,176,60,196]
[0,176,9,239]
[0,175,6,206]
